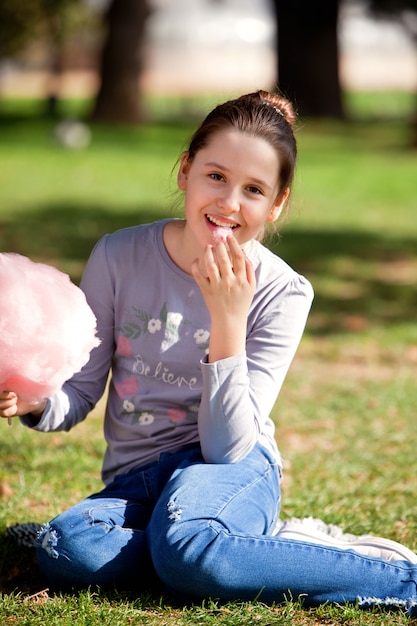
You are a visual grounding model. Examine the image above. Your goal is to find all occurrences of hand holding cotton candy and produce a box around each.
[0,253,100,407]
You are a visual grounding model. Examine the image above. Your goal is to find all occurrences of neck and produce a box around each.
[163,220,196,275]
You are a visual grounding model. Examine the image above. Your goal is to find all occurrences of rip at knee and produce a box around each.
[167,498,183,522]
[36,523,60,559]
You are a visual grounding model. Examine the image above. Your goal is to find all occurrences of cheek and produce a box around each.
[244,204,271,226]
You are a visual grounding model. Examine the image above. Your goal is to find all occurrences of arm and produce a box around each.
[18,236,115,432]
[193,238,313,463]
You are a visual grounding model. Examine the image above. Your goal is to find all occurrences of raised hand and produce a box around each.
[191,235,256,362]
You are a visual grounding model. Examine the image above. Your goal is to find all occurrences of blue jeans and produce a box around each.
[36,443,417,614]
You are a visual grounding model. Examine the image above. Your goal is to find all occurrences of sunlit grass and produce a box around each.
[0,92,416,624]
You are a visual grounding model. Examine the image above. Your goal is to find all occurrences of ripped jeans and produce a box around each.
[36,443,417,615]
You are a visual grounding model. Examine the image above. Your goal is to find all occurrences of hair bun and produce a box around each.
[258,90,297,127]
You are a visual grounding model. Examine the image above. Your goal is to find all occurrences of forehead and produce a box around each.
[197,128,280,178]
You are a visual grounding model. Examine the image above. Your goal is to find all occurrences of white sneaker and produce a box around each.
[275,517,417,563]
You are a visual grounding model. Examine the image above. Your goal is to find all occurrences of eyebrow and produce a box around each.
[204,161,272,191]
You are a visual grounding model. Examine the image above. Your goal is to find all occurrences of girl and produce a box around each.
[1,90,417,615]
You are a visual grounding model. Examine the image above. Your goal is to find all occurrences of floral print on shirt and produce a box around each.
[116,302,209,426]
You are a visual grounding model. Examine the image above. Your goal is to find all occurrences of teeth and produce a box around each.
[207,215,237,229]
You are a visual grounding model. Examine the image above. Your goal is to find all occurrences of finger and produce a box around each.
[0,396,18,411]
[0,404,18,419]
[245,254,256,288]
[204,245,223,281]
[213,242,235,278]
[226,236,247,274]
[0,390,16,401]
[191,257,209,287]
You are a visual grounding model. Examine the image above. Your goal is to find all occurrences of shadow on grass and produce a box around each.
[0,535,46,595]
[0,532,168,600]
[0,539,169,602]
[1,203,416,334]
[0,203,168,283]
[273,228,417,333]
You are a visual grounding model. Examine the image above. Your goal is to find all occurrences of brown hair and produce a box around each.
[185,90,297,203]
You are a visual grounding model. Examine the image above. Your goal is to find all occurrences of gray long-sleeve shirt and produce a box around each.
[22,219,313,484]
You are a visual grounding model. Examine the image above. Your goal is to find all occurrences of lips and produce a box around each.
[205,215,239,244]
[205,214,238,230]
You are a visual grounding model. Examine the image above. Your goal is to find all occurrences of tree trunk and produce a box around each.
[91,0,151,123]
[273,0,345,118]
[45,13,64,118]
[411,94,417,149]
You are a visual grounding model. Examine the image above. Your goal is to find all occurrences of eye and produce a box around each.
[209,172,224,182]
[246,185,263,196]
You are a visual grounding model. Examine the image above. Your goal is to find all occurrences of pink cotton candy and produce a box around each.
[0,253,100,402]
[212,227,232,243]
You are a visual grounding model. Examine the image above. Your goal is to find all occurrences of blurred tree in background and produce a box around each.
[0,0,151,122]
[370,0,417,17]
[91,0,151,123]
[0,0,92,115]
[369,0,417,145]
[0,1,44,56]
[0,0,416,133]
[272,0,345,118]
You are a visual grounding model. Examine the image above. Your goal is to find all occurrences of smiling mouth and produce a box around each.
[206,215,238,230]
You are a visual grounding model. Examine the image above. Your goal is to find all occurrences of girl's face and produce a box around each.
[178,128,288,251]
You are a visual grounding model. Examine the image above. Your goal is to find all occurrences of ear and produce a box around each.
[267,188,290,223]
[177,152,190,191]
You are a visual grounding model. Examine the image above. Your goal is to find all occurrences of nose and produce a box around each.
[216,186,240,214]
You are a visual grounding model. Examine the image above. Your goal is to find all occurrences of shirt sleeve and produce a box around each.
[20,236,115,432]
[197,273,313,463]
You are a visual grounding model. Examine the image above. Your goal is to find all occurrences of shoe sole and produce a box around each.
[277,521,417,563]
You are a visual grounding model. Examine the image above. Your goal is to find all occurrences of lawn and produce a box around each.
[0,92,416,624]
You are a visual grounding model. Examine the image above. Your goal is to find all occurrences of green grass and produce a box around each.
[0,92,417,624]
